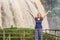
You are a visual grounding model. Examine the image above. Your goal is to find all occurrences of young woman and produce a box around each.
[34,11,50,40]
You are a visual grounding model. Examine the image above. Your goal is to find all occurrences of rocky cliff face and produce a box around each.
[42,0,60,36]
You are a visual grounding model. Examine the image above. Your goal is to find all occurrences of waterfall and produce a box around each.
[0,0,2,29]
[0,0,49,29]
[1,0,14,28]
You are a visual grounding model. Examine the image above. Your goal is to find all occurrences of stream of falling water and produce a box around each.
[0,0,49,29]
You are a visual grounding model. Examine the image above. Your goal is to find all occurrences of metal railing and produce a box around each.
[0,29,60,40]
[0,29,34,40]
[44,29,60,40]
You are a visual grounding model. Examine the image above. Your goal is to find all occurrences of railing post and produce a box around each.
[23,30,25,40]
[8,34,11,40]
[45,29,47,40]
[55,30,57,40]
[45,29,47,33]
[3,30,5,40]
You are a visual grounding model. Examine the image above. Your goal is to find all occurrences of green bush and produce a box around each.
[0,27,60,40]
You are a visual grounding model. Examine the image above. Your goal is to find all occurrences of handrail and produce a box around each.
[44,29,60,31]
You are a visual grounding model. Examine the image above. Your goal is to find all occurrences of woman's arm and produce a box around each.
[27,10,35,19]
[30,12,35,19]
[42,10,51,18]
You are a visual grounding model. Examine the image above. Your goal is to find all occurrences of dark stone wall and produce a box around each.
[43,0,60,29]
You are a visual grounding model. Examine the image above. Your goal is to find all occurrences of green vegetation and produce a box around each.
[0,27,60,40]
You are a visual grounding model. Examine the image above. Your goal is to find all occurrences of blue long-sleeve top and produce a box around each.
[35,18,43,29]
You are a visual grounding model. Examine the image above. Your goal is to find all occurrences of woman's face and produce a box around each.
[37,12,41,18]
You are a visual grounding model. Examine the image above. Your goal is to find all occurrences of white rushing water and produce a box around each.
[0,0,49,29]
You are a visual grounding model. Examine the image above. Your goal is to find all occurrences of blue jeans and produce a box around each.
[35,28,43,40]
